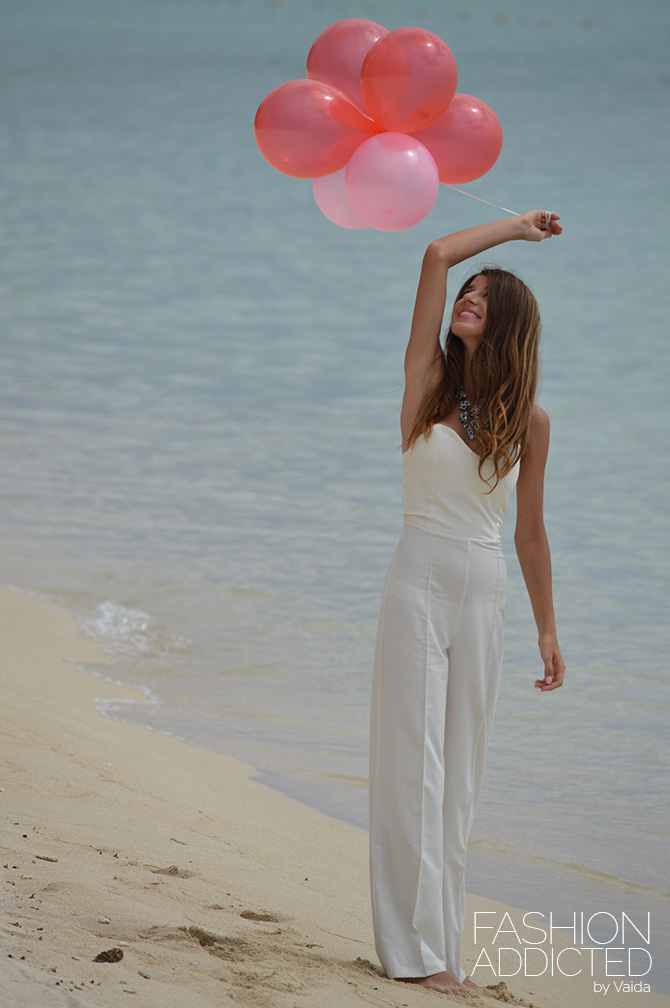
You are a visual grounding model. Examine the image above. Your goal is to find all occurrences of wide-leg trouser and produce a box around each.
[369,519,506,980]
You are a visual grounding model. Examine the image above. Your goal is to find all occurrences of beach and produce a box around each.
[1,586,666,1008]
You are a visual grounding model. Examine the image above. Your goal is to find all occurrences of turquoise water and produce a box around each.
[2,0,669,991]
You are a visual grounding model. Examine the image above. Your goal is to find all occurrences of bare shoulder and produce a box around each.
[525,404,550,453]
[530,403,550,433]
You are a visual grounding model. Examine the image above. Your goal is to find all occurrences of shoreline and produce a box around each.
[1,585,667,1008]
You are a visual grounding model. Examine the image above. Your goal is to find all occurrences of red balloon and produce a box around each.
[254,79,380,179]
[307,18,387,112]
[360,27,458,133]
[412,93,503,183]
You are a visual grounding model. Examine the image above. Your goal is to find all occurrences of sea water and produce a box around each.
[1,0,668,992]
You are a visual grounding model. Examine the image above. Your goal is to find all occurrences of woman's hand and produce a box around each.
[534,636,565,692]
[517,209,562,242]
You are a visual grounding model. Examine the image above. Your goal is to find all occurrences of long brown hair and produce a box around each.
[407,267,541,486]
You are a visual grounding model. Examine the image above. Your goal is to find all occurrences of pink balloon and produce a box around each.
[412,93,503,183]
[254,79,380,179]
[360,27,458,133]
[307,18,387,112]
[313,168,367,229]
[345,133,439,232]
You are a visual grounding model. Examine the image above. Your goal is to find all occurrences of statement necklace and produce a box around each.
[458,388,483,441]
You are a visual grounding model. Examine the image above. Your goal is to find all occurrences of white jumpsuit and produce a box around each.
[369,423,519,980]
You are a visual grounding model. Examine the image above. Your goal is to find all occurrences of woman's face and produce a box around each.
[450,274,488,344]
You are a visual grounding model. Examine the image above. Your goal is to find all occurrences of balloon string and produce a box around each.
[447,185,519,216]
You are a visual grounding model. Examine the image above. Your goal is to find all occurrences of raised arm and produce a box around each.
[514,405,565,692]
[400,210,562,447]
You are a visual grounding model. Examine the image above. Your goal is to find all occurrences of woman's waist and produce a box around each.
[402,514,503,549]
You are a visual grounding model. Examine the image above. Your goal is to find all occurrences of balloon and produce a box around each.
[254,79,380,179]
[360,27,458,133]
[345,133,439,232]
[411,93,503,183]
[307,18,387,112]
[313,168,368,229]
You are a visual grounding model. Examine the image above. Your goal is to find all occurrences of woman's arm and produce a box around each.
[514,404,565,692]
[400,211,561,446]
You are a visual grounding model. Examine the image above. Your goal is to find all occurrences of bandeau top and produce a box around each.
[402,424,520,544]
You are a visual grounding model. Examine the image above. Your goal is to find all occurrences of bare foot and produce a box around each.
[396,971,478,998]
[463,976,480,989]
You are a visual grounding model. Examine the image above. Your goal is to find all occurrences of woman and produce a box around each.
[369,210,565,998]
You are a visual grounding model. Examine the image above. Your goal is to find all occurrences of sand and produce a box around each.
[1,585,666,1008]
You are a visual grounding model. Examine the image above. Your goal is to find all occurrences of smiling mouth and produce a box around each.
[458,311,479,319]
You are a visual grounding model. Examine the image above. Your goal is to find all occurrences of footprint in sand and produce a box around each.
[353,957,384,976]
[483,981,538,1006]
[181,926,260,962]
[239,909,288,923]
[147,865,195,878]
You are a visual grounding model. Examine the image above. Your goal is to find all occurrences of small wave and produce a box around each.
[324,773,369,788]
[81,600,191,660]
[469,838,669,897]
[91,674,158,719]
[558,861,670,898]
[5,583,53,602]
